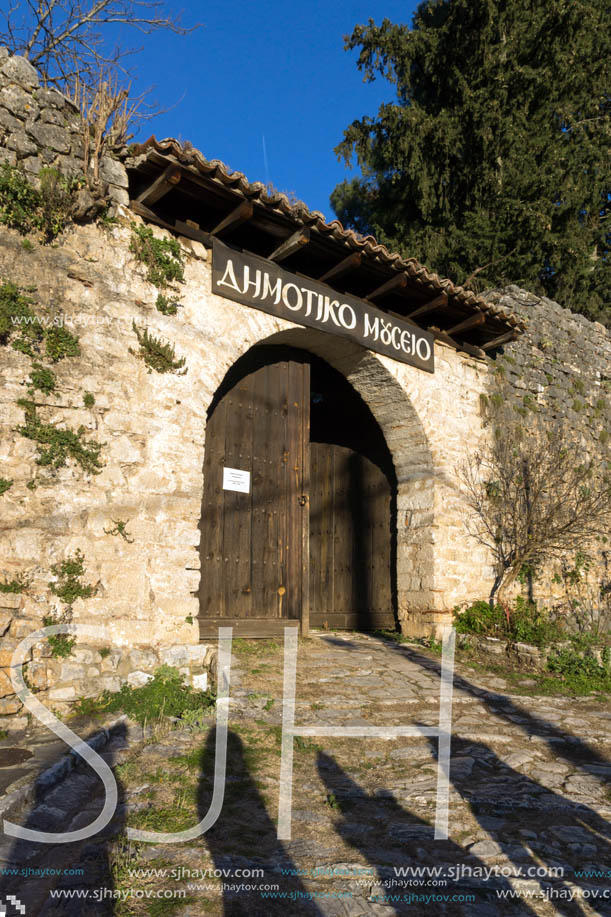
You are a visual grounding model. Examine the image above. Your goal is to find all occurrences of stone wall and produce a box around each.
[0,46,128,204]
[483,286,611,622]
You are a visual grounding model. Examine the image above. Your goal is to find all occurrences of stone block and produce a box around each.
[0,85,36,119]
[129,648,157,670]
[7,129,37,157]
[1,55,39,89]
[106,184,130,206]
[191,672,208,691]
[48,685,76,700]
[33,87,67,109]
[99,155,128,188]
[98,675,121,693]
[26,121,70,154]
[159,645,189,667]
[0,668,15,697]
[0,593,22,611]
[59,662,87,681]
[0,696,22,715]
[0,641,31,667]
[101,650,122,672]
[127,670,153,687]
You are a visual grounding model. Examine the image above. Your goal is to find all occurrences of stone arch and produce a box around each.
[199,321,436,632]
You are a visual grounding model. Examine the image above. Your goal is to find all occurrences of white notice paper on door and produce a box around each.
[223,467,251,493]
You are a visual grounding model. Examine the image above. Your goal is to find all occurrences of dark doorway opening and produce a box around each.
[308,355,397,631]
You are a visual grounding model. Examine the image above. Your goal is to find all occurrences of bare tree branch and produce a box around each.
[460,384,611,607]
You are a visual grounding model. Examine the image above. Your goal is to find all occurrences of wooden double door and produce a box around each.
[198,350,393,637]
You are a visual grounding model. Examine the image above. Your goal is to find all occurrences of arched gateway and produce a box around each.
[127,140,525,638]
[198,342,398,636]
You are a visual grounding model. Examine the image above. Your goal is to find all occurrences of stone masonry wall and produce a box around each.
[484,286,611,622]
[0,46,128,204]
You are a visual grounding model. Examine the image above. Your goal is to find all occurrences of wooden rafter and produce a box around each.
[319,252,362,283]
[407,292,448,320]
[211,200,254,237]
[481,330,519,351]
[366,272,407,301]
[136,164,182,206]
[130,201,213,247]
[269,228,310,263]
[447,312,486,335]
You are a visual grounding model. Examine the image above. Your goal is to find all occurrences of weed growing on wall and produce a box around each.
[155,292,180,315]
[0,575,28,593]
[0,478,13,495]
[45,325,80,361]
[83,392,95,407]
[16,400,103,473]
[130,322,187,374]
[0,163,78,241]
[0,281,42,355]
[28,362,56,394]
[75,665,216,724]
[42,614,76,657]
[49,549,96,605]
[129,224,184,287]
[104,519,134,542]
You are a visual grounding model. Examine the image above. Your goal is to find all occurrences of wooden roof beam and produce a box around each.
[481,330,519,352]
[366,272,407,301]
[447,311,486,335]
[269,227,310,262]
[210,200,253,236]
[428,326,458,349]
[136,164,182,206]
[319,251,362,283]
[407,292,449,320]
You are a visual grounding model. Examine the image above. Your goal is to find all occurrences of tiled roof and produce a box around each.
[131,137,527,332]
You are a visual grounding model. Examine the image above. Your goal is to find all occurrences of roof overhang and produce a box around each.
[126,137,526,358]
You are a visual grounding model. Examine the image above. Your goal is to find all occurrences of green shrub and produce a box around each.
[17,400,103,473]
[38,168,78,240]
[0,163,76,240]
[45,325,80,362]
[0,162,42,234]
[155,293,180,315]
[42,614,76,657]
[0,575,28,593]
[454,600,505,635]
[0,281,42,354]
[49,549,95,605]
[0,477,13,495]
[28,362,56,394]
[454,597,563,647]
[546,645,611,694]
[90,665,216,724]
[130,322,187,374]
[83,392,95,408]
[129,224,184,287]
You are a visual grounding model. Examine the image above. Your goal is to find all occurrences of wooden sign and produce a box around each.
[211,239,434,373]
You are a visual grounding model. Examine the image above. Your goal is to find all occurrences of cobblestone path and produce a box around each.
[1,632,610,915]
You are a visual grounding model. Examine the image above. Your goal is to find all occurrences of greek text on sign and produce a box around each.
[211,239,434,373]
[223,467,251,493]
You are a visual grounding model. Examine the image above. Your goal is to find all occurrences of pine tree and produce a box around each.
[332,0,610,325]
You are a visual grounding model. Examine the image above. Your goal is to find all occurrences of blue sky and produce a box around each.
[127,1,421,221]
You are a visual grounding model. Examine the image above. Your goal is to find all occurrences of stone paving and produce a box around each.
[1,632,610,915]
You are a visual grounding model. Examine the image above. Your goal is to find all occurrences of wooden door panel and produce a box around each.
[309,443,394,630]
[199,356,309,637]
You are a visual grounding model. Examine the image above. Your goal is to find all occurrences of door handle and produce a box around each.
[298,495,308,506]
